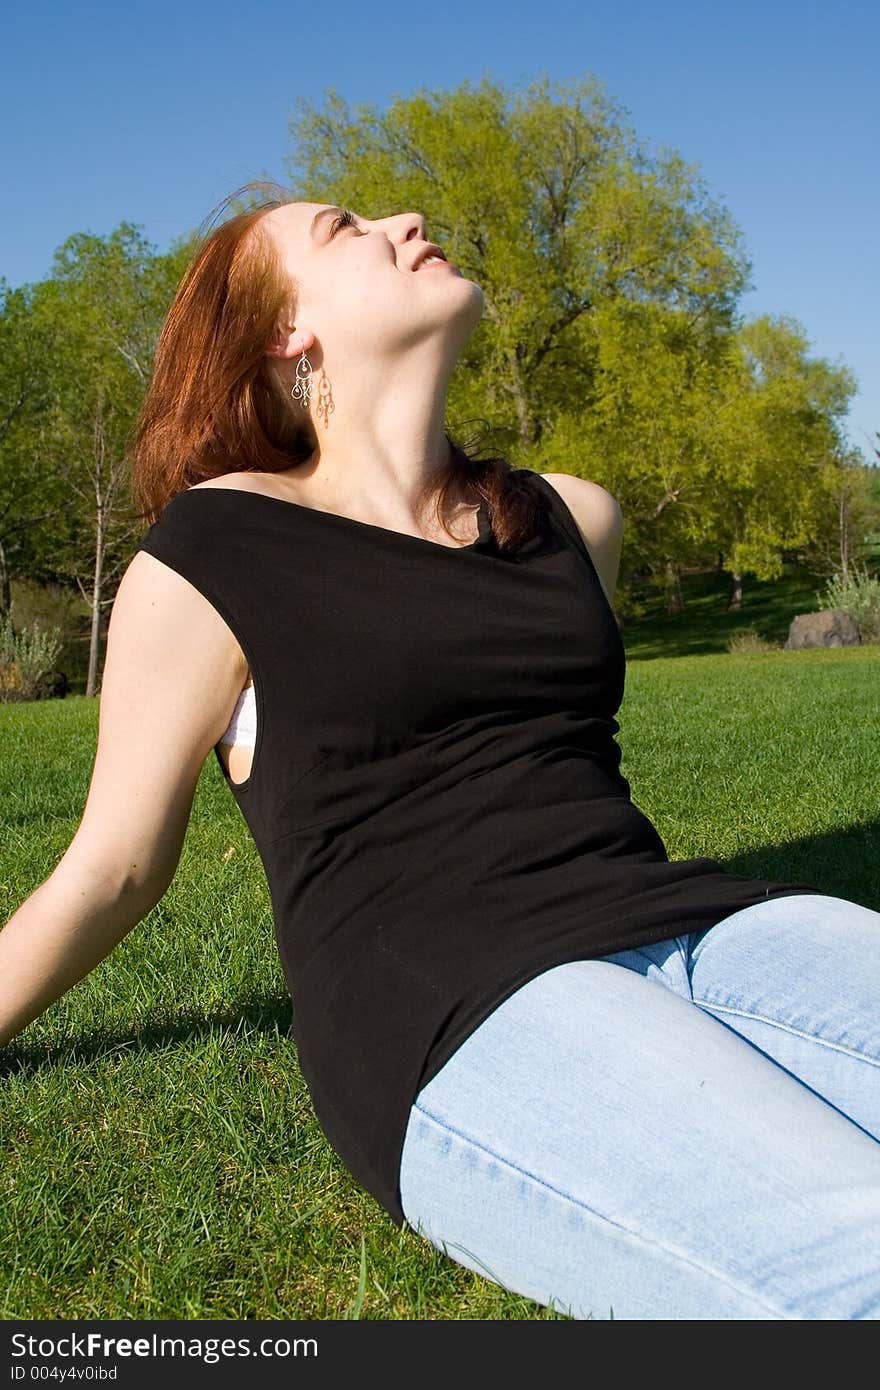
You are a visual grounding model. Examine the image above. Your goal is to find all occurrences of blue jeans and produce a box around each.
[398,894,880,1320]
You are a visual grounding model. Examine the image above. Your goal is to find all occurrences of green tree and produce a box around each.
[807,450,880,579]
[40,227,191,693]
[0,279,70,616]
[542,296,738,610]
[712,315,857,606]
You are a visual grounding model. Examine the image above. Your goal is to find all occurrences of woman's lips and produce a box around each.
[416,259,462,274]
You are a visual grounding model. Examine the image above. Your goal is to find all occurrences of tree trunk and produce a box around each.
[0,538,10,618]
[509,352,539,448]
[838,494,849,581]
[665,561,684,615]
[86,505,105,698]
[727,571,744,610]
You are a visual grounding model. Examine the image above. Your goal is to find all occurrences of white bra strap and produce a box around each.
[218,682,257,747]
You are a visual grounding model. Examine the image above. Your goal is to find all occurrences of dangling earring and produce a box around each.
[290,344,313,411]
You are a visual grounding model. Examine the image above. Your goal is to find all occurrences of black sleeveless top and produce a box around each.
[135,468,822,1226]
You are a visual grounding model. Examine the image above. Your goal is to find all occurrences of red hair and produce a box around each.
[127,179,542,549]
[128,181,308,526]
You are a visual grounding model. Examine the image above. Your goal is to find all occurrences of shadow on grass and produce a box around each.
[622,565,825,661]
[4,818,877,1079]
[0,991,295,1078]
[721,817,879,913]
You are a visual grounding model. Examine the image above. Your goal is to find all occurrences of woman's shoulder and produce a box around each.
[533,473,622,536]
[188,470,267,496]
[528,472,623,605]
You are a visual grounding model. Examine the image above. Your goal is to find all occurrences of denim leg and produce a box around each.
[684,894,880,1141]
[398,950,880,1320]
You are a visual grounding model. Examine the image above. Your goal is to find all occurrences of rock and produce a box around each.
[783,610,861,650]
[35,669,70,699]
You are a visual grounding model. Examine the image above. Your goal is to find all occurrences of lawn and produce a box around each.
[1,642,878,1319]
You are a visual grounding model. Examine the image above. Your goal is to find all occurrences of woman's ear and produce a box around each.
[264,323,315,360]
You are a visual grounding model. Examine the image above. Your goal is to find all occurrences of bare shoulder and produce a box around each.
[188,470,257,494]
[537,473,623,540]
[537,473,623,604]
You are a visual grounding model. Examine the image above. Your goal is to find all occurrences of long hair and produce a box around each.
[127,180,544,551]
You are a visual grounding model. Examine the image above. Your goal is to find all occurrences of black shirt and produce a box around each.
[135,467,822,1226]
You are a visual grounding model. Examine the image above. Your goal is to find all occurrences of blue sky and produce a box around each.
[2,0,877,461]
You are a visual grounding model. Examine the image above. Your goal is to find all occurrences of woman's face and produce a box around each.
[261,201,484,365]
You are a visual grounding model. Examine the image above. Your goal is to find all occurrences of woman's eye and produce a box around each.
[329,208,359,236]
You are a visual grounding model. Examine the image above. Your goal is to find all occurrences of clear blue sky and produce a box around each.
[3,0,877,461]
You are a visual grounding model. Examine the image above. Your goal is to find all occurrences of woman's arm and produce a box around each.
[0,549,249,1048]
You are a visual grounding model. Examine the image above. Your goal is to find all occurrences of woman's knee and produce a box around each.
[687,892,880,1036]
[689,893,880,975]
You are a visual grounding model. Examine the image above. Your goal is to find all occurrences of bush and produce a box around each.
[10,577,89,693]
[0,610,64,701]
[9,577,86,635]
[817,565,880,643]
[726,627,779,654]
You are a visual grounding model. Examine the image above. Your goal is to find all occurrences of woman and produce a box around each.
[2,181,878,1321]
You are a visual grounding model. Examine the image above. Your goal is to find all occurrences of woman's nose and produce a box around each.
[393,211,428,244]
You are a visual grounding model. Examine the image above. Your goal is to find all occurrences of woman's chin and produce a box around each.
[455,276,484,313]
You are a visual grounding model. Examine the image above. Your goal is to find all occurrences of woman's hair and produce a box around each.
[127,179,545,551]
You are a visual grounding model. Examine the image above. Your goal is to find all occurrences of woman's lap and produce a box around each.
[397,893,880,1320]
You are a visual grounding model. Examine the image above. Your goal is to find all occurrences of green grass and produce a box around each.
[1,644,878,1319]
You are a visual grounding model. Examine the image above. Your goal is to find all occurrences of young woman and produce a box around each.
[2,182,879,1321]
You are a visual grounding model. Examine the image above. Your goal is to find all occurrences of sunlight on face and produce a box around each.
[260,199,482,358]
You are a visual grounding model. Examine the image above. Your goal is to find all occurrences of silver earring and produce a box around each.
[290,345,313,410]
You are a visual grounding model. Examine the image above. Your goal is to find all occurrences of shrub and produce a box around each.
[726,627,779,654]
[0,610,64,701]
[817,565,880,643]
[10,577,86,636]
[9,577,89,693]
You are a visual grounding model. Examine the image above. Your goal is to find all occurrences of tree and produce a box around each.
[543,296,741,608]
[40,227,191,694]
[1,232,192,690]
[807,451,880,580]
[0,280,71,616]
[711,316,857,606]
